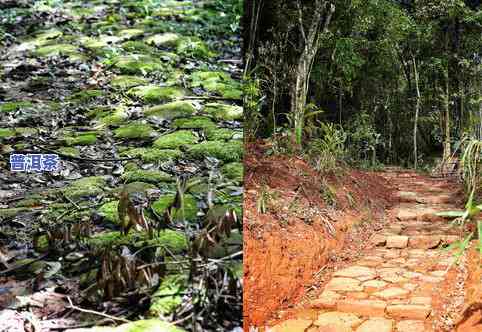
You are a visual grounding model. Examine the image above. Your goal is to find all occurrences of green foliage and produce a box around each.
[305,122,347,172]
[243,75,263,141]
[346,112,381,167]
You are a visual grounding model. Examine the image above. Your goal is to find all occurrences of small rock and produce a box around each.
[314,312,362,330]
[270,318,313,332]
[386,235,408,248]
[325,278,363,292]
[373,287,410,300]
[355,318,393,332]
[337,299,387,317]
[386,304,431,319]
[396,320,425,332]
[408,235,441,249]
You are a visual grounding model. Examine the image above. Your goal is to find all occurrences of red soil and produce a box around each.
[243,143,396,330]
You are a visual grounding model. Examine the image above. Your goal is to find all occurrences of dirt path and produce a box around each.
[269,170,465,332]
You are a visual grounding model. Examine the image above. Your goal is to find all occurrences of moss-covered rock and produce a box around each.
[121,40,157,54]
[80,35,121,50]
[127,85,186,103]
[118,28,145,39]
[114,54,165,75]
[145,32,180,48]
[204,103,243,121]
[57,146,80,157]
[35,44,83,60]
[0,128,16,139]
[176,36,213,59]
[221,162,243,182]
[76,319,186,332]
[153,130,197,149]
[110,75,149,89]
[205,128,242,141]
[69,89,103,103]
[149,274,188,316]
[144,101,196,120]
[34,234,49,253]
[152,194,198,221]
[187,141,242,162]
[98,200,119,224]
[120,148,182,163]
[88,106,129,126]
[121,170,174,184]
[63,132,97,146]
[114,123,155,139]
[190,71,242,99]
[88,229,187,254]
[62,176,107,199]
[0,207,31,221]
[0,101,33,112]
[172,116,216,130]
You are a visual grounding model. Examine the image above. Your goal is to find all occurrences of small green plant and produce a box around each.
[320,181,337,207]
[243,75,263,142]
[256,185,276,214]
[306,122,347,172]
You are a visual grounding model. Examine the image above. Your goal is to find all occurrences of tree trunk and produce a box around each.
[290,0,335,148]
[443,67,451,161]
[413,56,421,170]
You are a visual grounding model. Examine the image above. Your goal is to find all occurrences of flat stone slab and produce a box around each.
[337,299,387,317]
[408,235,441,249]
[355,318,394,332]
[362,279,388,291]
[314,312,362,330]
[386,235,409,248]
[333,266,376,279]
[311,290,341,309]
[386,304,431,319]
[325,278,363,292]
[396,320,425,332]
[271,318,313,332]
[373,287,410,300]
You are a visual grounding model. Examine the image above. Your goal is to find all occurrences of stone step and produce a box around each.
[370,233,461,249]
[396,191,454,204]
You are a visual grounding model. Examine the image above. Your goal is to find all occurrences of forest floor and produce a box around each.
[0,1,242,331]
[244,144,482,332]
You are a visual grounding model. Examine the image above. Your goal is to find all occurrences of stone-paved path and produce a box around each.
[269,170,463,332]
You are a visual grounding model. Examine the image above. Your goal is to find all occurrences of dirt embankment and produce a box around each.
[455,243,482,332]
[243,143,396,330]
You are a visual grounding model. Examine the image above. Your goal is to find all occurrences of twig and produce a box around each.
[66,297,130,323]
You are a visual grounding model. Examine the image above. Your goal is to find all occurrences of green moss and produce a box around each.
[62,176,107,199]
[34,235,49,253]
[205,128,242,141]
[0,128,16,139]
[90,106,129,126]
[127,85,186,103]
[120,148,182,163]
[153,130,197,149]
[204,103,243,121]
[114,123,155,139]
[152,194,198,221]
[221,162,243,182]
[144,101,196,120]
[121,40,156,54]
[80,35,120,49]
[35,44,83,60]
[176,36,213,58]
[69,90,103,103]
[15,194,43,208]
[110,75,149,89]
[149,274,188,316]
[57,147,80,157]
[64,133,97,146]
[187,141,243,162]
[98,201,119,224]
[121,170,174,184]
[114,54,165,75]
[118,28,145,39]
[88,229,187,254]
[0,208,30,220]
[190,71,242,99]
[0,101,33,112]
[79,319,186,332]
[145,32,180,47]
[172,116,216,130]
